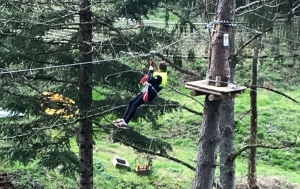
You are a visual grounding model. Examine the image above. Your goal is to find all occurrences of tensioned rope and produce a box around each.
[2,21,300,75]
[0,25,254,76]
[0,30,200,75]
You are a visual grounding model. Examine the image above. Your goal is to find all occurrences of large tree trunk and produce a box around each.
[78,0,93,188]
[192,0,235,188]
[247,43,259,189]
[219,28,236,189]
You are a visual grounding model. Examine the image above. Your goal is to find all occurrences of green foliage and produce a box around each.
[39,151,79,177]
[116,0,177,20]
[9,169,46,189]
[1,1,300,188]
[0,0,181,178]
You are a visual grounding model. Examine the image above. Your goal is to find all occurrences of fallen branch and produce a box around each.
[251,86,300,105]
[229,143,293,161]
[259,86,300,104]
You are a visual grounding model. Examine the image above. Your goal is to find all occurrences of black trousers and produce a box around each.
[122,89,157,124]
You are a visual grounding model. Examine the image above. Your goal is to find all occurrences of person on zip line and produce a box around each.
[113,59,168,129]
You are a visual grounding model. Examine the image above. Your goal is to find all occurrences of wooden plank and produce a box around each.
[185,80,247,93]
[185,85,222,96]
[190,90,206,96]
[208,93,239,101]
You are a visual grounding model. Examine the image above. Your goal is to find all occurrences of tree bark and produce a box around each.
[78,0,93,188]
[192,100,222,189]
[192,0,235,188]
[219,28,236,189]
[247,42,259,189]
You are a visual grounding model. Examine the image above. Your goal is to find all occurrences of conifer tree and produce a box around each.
[0,0,187,187]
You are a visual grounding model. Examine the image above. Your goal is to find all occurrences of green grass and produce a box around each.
[2,87,300,188]
[88,86,300,188]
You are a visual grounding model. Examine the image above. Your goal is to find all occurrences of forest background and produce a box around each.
[1,0,300,188]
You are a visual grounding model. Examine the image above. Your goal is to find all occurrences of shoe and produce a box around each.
[114,121,128,129]
[113,119,124,124]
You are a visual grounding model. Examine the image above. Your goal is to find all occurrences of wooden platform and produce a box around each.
[185,80,247,101]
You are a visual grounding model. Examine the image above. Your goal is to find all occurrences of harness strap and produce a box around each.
[142,82,158,94]
[142,82,158,102]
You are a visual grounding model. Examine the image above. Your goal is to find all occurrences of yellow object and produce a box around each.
[40,92,79,119]
[153,71,168,87]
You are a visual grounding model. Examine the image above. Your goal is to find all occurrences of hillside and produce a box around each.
[1,5,300,189]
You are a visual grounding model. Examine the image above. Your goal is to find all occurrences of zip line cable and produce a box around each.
[2,22,299,75]
[238,24,300,45]
[268,34,300,45]
[0,30,200,75]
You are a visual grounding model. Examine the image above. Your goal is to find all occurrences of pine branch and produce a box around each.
[85,103,202,120]
[95,19,200,79]
[1,119,64,140]
[29,48,78,55]
[26,75,75,84]
[120,139,196,171]
[235,0,286,16]
[94,122,195,171]
[1,90,33,99]
[182,106,202,116]
[158,4,209,43]
[235,0,265,13]
[167,84,204,107]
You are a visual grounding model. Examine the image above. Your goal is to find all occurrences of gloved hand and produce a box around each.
[149,66,154,70]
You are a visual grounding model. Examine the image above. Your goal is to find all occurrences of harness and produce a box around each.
[141,82,158,102]
[139,51,167,102]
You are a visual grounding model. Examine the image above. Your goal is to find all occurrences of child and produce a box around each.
[113,61,168,128]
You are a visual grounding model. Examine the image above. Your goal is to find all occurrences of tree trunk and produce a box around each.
[219,28,236,189]
[78,0,93,188]
[247,43,259,189]
[192,0,235,188]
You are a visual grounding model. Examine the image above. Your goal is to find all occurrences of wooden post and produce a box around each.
[217,24,223,37]
[228,18,233,33]
[206,75,212,85]
[248,37,260,189]
[215,76,221,87]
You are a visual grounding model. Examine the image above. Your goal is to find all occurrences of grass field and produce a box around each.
[3,86,300,188]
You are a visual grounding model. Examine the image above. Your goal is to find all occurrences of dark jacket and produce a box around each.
[146,70,163,93]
